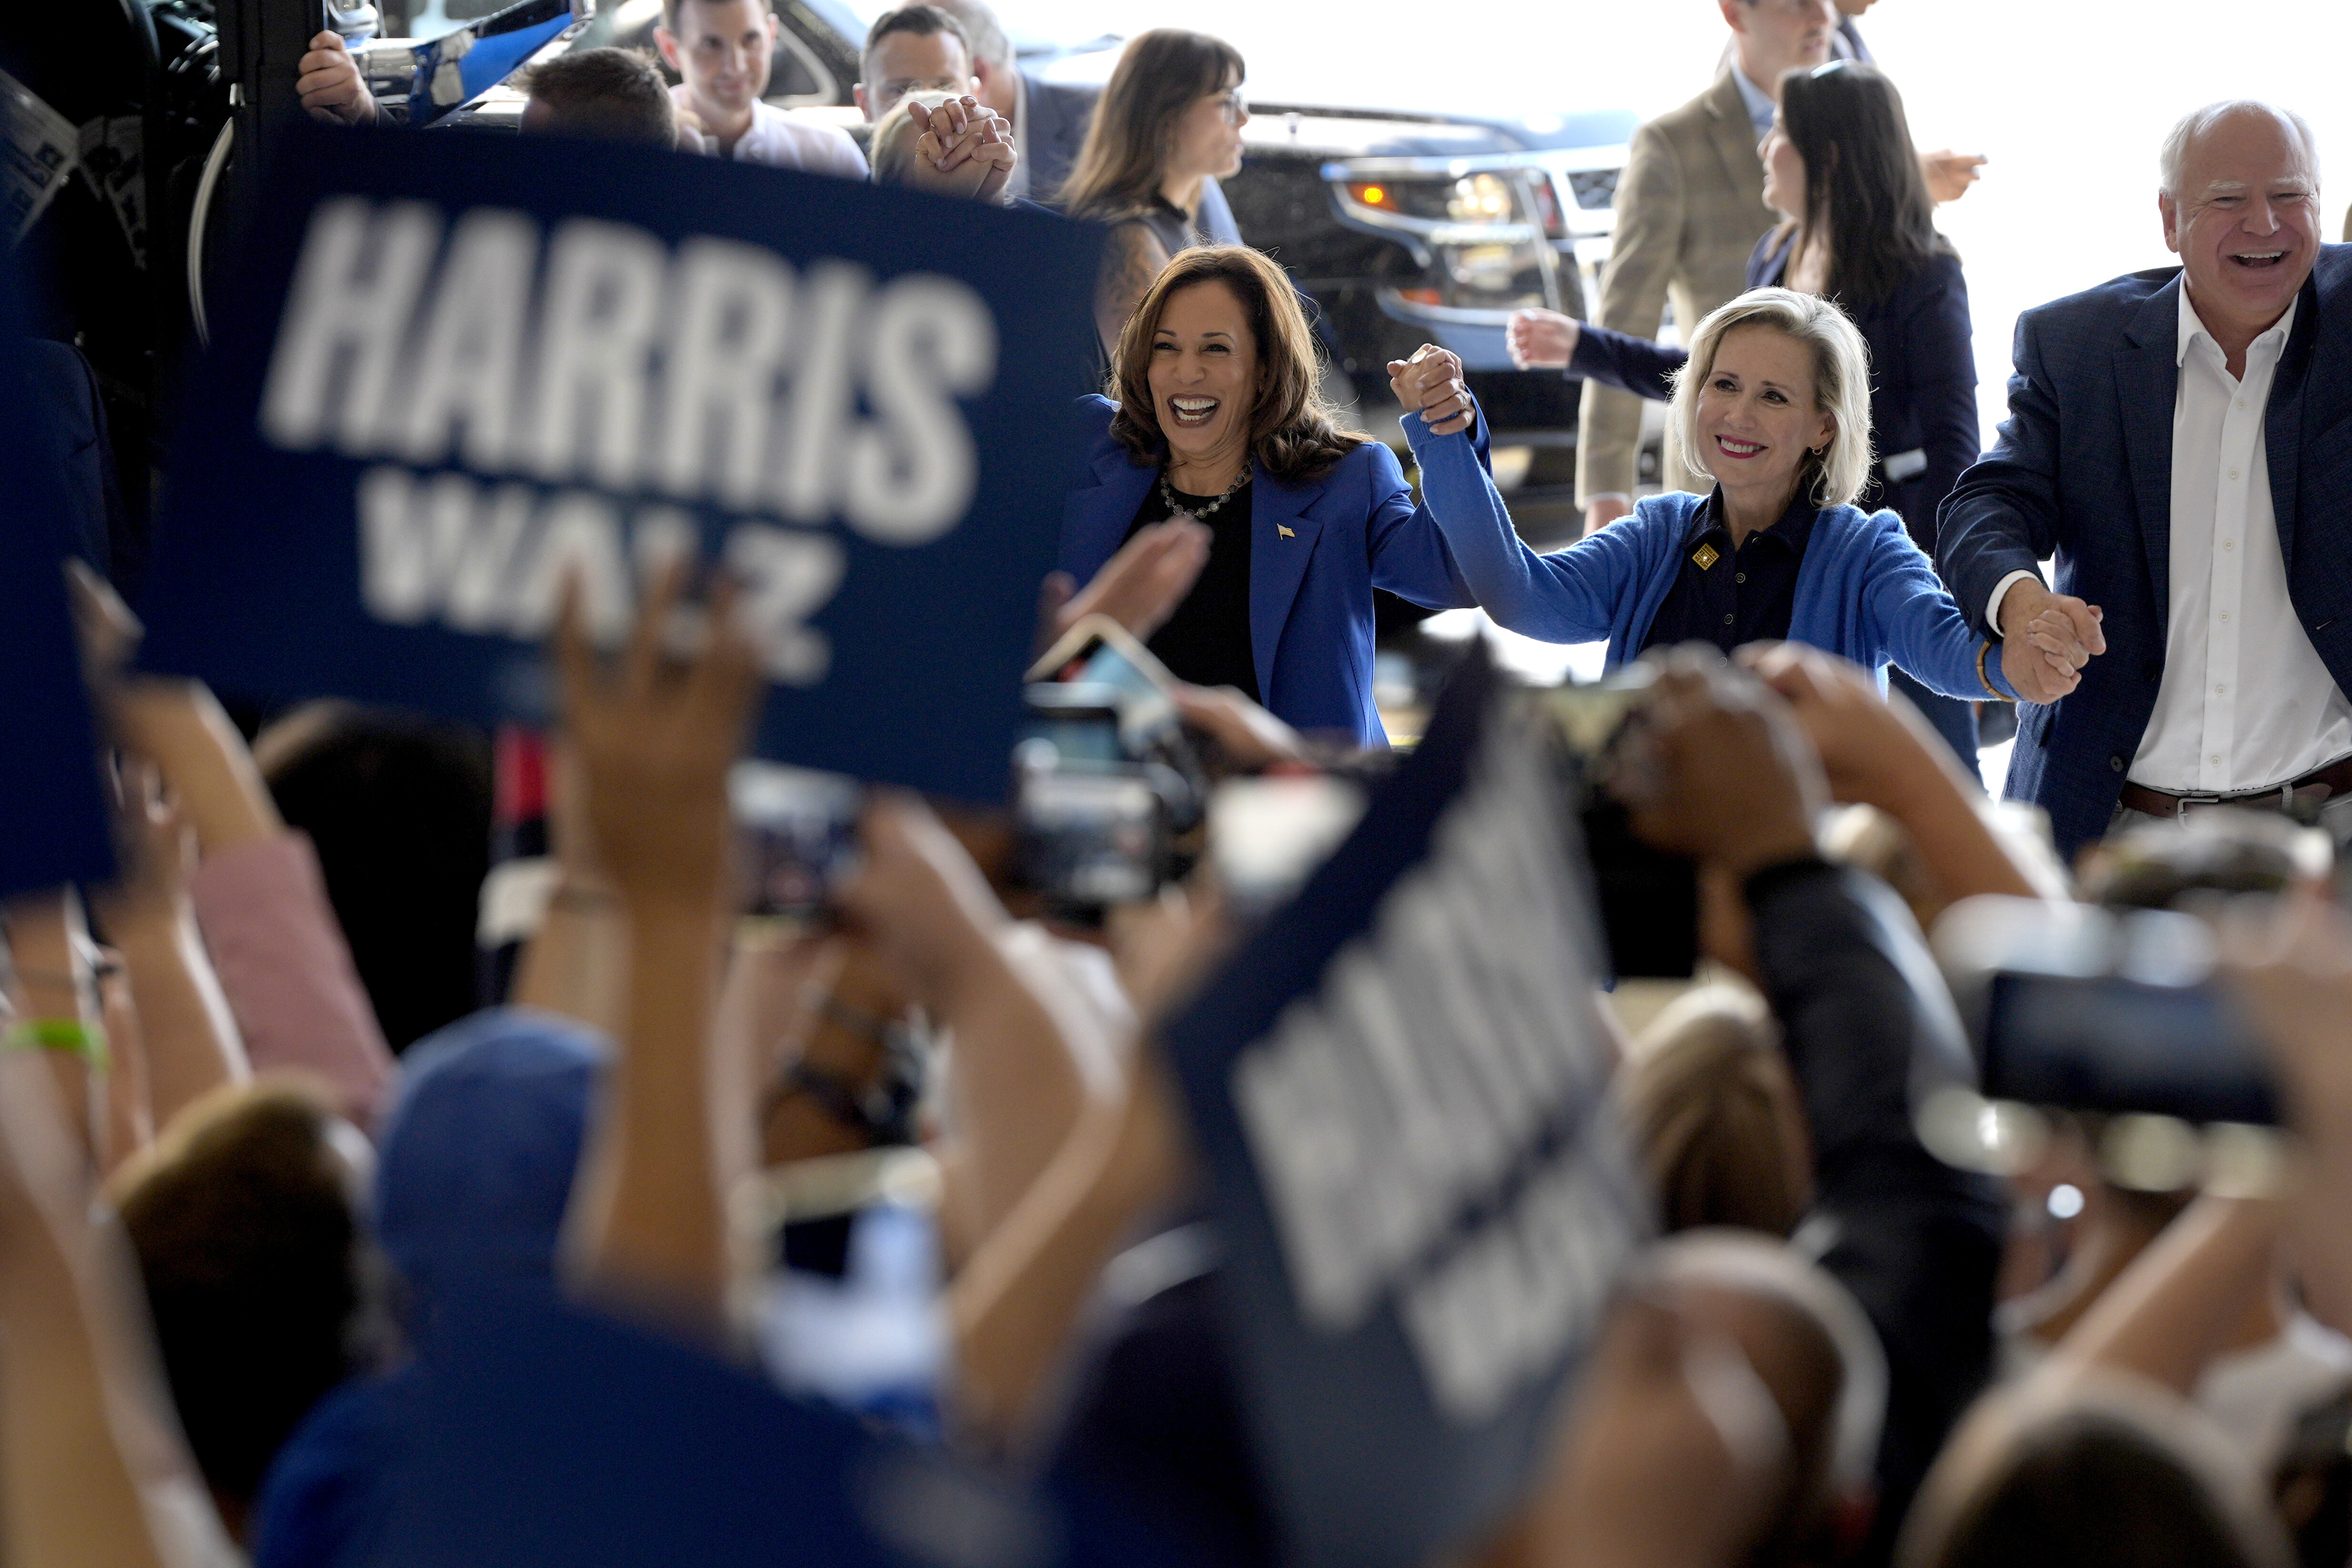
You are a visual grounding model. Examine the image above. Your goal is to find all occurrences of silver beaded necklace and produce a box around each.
[1159,463,1251,523]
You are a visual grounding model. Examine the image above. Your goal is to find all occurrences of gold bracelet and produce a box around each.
[1977,640,2012,703]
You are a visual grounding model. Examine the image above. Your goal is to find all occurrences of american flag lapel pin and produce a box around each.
[1278,525,1296,539]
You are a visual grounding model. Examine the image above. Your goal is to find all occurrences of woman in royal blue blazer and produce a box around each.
[1509,61,1987,757]
[1058,244,1482,746]
[1399,287,2072,708]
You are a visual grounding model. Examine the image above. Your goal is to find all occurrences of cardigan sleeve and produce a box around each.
[1860,510,2017,701]
[1400,413,1656,644]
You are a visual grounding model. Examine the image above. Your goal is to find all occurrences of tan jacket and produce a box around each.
[1577,69,1777,506]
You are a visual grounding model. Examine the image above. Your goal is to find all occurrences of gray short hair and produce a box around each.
[1667,287,1873,511]
[2158,100,2320,197]
[925,0,1012,69]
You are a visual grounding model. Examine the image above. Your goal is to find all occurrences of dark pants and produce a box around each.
[1888,666,1979,785]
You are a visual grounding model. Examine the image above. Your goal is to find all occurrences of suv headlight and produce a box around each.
[1327,165,1560,317]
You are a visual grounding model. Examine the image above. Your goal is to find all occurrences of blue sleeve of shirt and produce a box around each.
[1566,321,1684,402]
[1861,510,2016,699]
[1400,413,1658,643]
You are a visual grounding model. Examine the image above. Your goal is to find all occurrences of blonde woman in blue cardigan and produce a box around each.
[1389,289,2095,703]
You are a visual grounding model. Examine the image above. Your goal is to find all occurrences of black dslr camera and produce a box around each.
[1532,665,1700,981]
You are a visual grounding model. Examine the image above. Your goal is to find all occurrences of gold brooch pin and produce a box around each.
[1691,542,1720,570]
[1278,525,1296,539]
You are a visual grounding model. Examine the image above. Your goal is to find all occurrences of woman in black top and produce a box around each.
[1508,61,1984,764]
[1059,29,1252,361]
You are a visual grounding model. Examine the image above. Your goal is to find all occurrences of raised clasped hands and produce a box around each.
[1505,307,1581,371]
[1998,580,2107,705]
[1386,343,1475,437]
[908,96,1016,203]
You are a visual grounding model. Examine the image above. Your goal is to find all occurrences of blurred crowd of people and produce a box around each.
[13,1,2352,1567]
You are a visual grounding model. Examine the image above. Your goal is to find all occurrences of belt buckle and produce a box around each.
[2173,793,2224,819]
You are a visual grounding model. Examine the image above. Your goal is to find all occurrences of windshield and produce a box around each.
[832,1,1709,125]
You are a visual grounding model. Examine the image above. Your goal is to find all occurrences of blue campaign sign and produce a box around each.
[1156,643,1648,1568]
[0,266,115,898]
[136,124,1101,802]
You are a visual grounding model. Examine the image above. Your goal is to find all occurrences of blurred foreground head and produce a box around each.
[519,47,680,147]
[374,1008,602,1329]
[1899,1372,2291,1568]
[1657,1231,1888,1556]
[1625,986,1812,1237]
[256,703,492,1053]
[111,1078,387,1535]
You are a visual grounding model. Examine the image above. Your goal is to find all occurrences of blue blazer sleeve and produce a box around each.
[1860,510,2016,700]
[1400,413,1655,642]
[1361,436,1478,610]
[1567,322,1685,402]
[1935,307,2063,636]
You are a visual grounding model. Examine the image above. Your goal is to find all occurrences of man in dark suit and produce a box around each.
[926,0,1239,241]
[1938,101,2352,859]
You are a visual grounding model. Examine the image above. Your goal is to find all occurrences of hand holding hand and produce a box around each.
[554,563,764,912]
[1041,516,1210,646]
[1506,308,1580,371]
[1998,581,2105,705]
[1921,149,1987,205]
[1739,641,1952,808]
[297,31,378,126]
[910,98,1016,201]
[1386,343,1475,437]
[1622,647,1824,877]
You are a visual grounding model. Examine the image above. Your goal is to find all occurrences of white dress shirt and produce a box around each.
[671,89,868,180]
[2133,290,2352,791]
[1987,287,2352,792]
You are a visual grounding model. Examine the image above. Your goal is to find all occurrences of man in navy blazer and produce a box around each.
[1938,101,2352,858]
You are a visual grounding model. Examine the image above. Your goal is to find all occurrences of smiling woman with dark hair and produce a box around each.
[1058,245,1501,745]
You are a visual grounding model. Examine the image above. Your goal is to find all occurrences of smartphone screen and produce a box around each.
[730,762,862,920]
[1018,769,1161,910]
[1981,971,2277,1126]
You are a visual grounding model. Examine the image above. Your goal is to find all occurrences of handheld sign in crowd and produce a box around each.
[0,265,115,898]
[1159,643,1647,1568]
[376,1283,1195,1568]
[136,125,1101,802]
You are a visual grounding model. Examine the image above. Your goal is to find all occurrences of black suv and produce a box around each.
[562,1,1645,532]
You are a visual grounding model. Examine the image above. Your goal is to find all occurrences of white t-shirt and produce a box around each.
[670,89,867,179]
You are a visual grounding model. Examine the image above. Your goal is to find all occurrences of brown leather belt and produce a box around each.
[2117,754,2352,820]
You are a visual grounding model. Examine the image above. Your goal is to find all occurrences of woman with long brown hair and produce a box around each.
[1059,29,1251,356]
[1059,245,1506,746]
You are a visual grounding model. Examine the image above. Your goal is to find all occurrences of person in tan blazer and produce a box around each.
[1577,0,1840,535]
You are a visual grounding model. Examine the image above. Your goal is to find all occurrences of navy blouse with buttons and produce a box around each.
[1637,486,1818,656]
